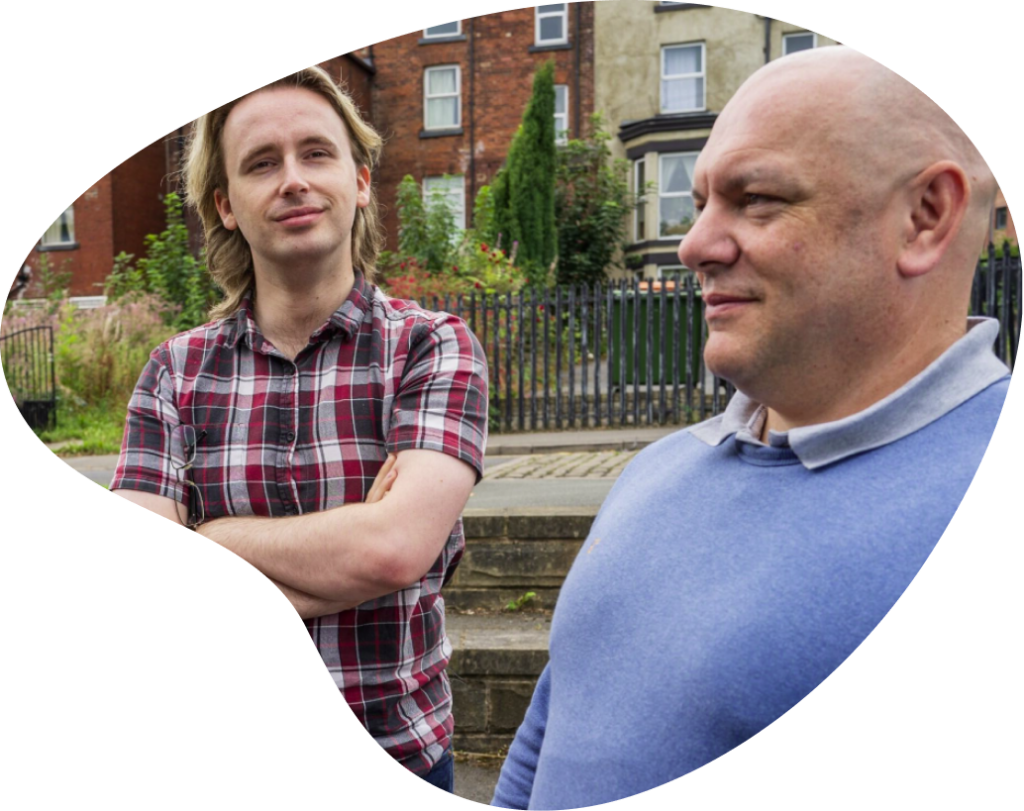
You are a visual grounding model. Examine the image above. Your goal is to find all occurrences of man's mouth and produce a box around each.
[703,292,757,319]
[274,207,323,226]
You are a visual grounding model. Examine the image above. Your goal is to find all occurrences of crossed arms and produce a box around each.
[114,448,477,618]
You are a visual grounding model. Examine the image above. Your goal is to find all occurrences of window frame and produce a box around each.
[423,64,462,131]
[782,31,817,56]
[634,158,647,242]
[535,4,569,47]
[995,206,1009,231]
[40,205,76,249]
[657,151,700,241]
[660,42,706,114]
[554,84,569,146]
[423,174,467,231]
[423,21,462,39]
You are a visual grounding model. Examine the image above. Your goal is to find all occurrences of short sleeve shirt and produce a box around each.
[111,273,489,775]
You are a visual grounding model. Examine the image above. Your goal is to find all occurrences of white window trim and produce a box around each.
[423,21,462,39]
[423,65,462,131]
[554,85,569,146]
[634,158,647,242]
[658,152,700,241]
[41,206,75,247]
[424,175,467,231]
[654,265,695,280]
[782,31,817,55]
[535,4,568,46]
[661,43,706,114]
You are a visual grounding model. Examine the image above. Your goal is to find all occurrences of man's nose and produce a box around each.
[279,157,309,196]
[676,202,738,272]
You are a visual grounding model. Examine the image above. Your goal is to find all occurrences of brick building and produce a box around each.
[16,137,173,301]
[365,4,595,250]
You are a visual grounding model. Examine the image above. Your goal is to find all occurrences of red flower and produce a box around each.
[453,265,459,272]
[480,243,489,252]
[399,262,406,269]
[539,304,545,311]
[474,282,482,289]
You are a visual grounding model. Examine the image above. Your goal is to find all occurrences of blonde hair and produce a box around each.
[183,66,383,320]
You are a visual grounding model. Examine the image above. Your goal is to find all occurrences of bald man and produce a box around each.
[491,48,1011,810]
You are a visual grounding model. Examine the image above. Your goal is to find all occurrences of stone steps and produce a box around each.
[445,508,596,754]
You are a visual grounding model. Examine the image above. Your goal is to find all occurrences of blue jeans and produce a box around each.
[421,749,454,793]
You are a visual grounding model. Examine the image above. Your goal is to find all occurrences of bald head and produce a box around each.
[722,47,995,259]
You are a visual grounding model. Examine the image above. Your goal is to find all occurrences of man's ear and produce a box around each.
[897,160,970,278]
[355,165,371,209]
[213,188,238,231]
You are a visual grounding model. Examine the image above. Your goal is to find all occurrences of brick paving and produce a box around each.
[483,450,640,480]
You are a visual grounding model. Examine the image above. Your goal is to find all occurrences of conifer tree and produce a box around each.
[491,61,557,286]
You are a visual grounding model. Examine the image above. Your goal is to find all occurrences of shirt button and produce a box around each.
[283,503,296,514]
[282,430,295,442]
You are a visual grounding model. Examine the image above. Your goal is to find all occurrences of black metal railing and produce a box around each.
[0,325,56,430]
[422,247,1020,434]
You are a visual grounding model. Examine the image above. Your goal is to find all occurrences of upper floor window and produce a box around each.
[782,32,816,55]
[554,85,569,145]
[424,65,461,130]
[536,4,568,46]
[659,153,699,239]
[424,21,461,39]
[661,43,705,113]
[995,206,1009,230]
[424,175,467,231]
[41,206,75,247]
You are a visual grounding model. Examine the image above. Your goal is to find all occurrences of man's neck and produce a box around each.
[759,319,968,440]
[251,260,356,360]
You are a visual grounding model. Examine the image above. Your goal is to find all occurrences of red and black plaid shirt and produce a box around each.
[112,273,488,775]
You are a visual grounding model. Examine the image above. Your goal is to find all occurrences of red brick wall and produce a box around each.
[112,136,174,267]
[366,4,595,252]
[318,53,375,121]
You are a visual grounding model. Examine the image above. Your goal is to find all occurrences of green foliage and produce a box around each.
[36,253,73,313]
[490,61,558,287]
[36,402,128,457]
[555,115,640,286]
[472,184,496,237]
[396,174,459,273]
[504,591,538,612]
[104,193,221,330]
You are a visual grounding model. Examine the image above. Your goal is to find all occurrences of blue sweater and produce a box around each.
[492,372,1009,810]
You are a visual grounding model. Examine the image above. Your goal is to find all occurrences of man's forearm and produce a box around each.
[271,579,361,619]
[200,503,406,606]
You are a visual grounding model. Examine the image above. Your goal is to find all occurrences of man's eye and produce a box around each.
[745,193,774,206]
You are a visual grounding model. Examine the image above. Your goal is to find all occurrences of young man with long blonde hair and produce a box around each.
[112,67,487,791]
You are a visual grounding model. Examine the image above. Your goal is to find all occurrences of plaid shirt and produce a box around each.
[112,273,488,775]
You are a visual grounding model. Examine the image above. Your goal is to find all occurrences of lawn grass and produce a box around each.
[37,401,127,457]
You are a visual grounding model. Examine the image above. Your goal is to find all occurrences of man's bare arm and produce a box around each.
[112,454,406,618]
[196,449,476,605]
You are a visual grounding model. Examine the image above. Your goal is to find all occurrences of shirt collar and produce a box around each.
[224,271,375,350]
[689,317,1009,469]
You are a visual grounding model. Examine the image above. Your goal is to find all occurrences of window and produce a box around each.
[995,206,1009,230]
[661,44,705,113]
[554,85,569,145]
[424,66,461,130]
[655,265,695,280]
[423,21,461,39]
[424,175,466,231]
[634,159,647,242]
[659,153,699,239]
[536,4,568,46]
[41,206,75,247]
[783,32,816,55]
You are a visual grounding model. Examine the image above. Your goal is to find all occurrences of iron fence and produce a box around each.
[423,249,1020,434]
[0,325,56,430]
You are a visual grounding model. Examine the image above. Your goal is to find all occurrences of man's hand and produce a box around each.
[365,453,398,504]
